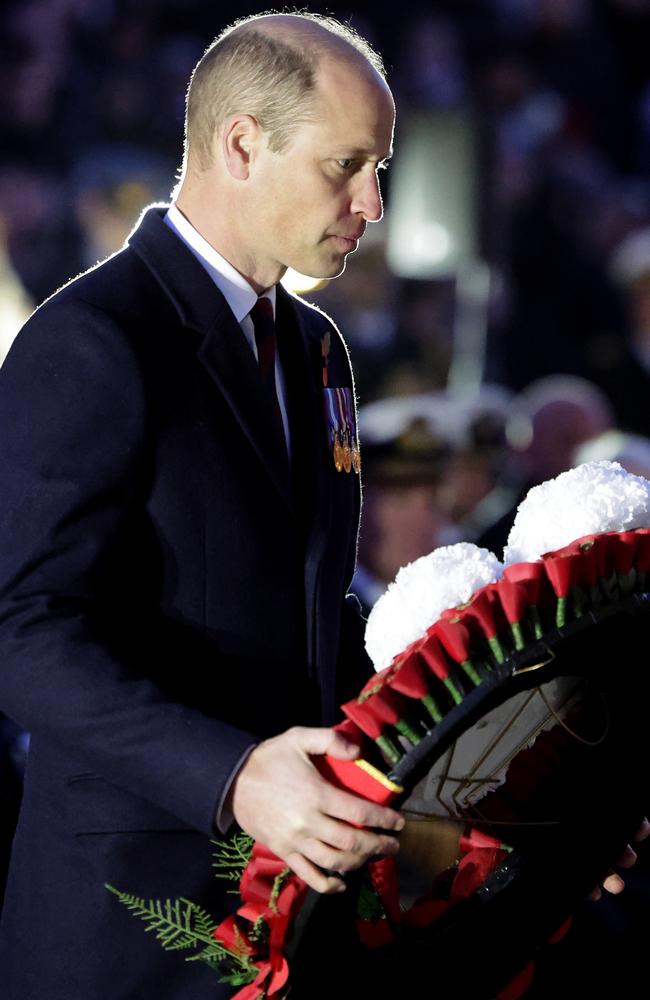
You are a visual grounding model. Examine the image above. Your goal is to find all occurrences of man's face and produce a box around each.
[248,58,395,283]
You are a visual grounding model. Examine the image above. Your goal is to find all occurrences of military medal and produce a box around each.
[323,378,361,475]
[333,433,344,472]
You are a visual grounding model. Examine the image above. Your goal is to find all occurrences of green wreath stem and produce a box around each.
[488,635,505,664]
[509,622,525,651]
[443,676,463,705]
[421,693,443,723]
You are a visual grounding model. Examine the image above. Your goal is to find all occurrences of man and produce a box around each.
[0,13,402,999]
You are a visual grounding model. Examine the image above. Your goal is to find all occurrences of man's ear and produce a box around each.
[220,114,261,180]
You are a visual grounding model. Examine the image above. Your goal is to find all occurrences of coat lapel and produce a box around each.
[276,288,337,686]
[129,206,292,510]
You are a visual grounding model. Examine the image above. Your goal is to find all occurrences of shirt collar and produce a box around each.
[164,203,276,321]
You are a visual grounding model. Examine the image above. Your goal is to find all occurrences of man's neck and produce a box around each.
[174,187,283,294]
[165,205,282,329]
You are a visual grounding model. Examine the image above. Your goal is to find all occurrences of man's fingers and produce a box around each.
[317,815,401,862]
[588,841,641,902]
[301,835,399,872]
[285,852,346,895]
[601,871,625,895]
[302,837,353,874]
[231,726,403,883]
[634,817,650,842]
[616,844,637,869]
[321,783,405,833]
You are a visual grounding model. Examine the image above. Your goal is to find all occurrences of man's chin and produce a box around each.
[304,256,348,281]
[324,259,347,279]
[284,250,349,285]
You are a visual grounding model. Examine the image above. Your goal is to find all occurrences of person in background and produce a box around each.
[592,224,650,436]
[476,374,614,557]
[353,394,452,613]
[434,385,513,537]
[71,147,173,270]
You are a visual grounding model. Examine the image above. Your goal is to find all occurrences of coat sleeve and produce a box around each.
[0,297,257,836]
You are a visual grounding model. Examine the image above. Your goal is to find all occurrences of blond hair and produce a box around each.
[185,12,386,170]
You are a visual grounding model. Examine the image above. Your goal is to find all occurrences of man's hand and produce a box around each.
[588,816,650,901]
[227,726,404,894]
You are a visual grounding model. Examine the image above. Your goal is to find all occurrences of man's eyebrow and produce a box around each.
[331,147,394,163]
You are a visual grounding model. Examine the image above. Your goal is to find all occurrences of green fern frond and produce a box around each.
[191,946,259,987]
[105,886,221,954]
[185,944,225,967]
[210,832,254,884]
[192,905,219,939]
[105,883,260,984]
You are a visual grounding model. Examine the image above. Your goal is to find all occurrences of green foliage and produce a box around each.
[269,867,291,912]
[357,877,385,922]
[105,884,219,953]
[106,831,261,987]
[211,831,254,892]
[104,884,256,984]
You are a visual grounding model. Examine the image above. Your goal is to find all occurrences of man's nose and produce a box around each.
[351,170,383,222]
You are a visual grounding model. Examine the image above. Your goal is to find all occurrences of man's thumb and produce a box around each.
[298,727,361,760]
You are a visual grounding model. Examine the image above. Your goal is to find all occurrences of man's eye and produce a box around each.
[336,158,354,169]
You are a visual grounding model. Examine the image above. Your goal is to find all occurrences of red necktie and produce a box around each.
[249,297,285,442]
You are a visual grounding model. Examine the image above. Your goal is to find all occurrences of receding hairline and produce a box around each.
[182,12,389,172]
[219,11,386,80]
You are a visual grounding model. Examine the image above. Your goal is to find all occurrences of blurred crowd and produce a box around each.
[3,0,650,981]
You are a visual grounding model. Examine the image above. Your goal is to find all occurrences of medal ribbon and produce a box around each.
[324,388,340,449]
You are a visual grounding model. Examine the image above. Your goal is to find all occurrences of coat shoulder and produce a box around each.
[40,243,172,326]
[285,289,354,373]
[4,243,177,382]
[286,289,340,336]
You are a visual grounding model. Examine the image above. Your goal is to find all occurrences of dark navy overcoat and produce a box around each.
[0,206,370,998]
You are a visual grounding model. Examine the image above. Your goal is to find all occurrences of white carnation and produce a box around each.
[504,460,650,564]
[365,543,503,671]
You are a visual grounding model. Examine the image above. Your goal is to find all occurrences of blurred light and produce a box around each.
[281,268,329,295]
[0,228,33,366]
[506,415,534,451]
[387,111,478,279]
[411,222,452,266]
